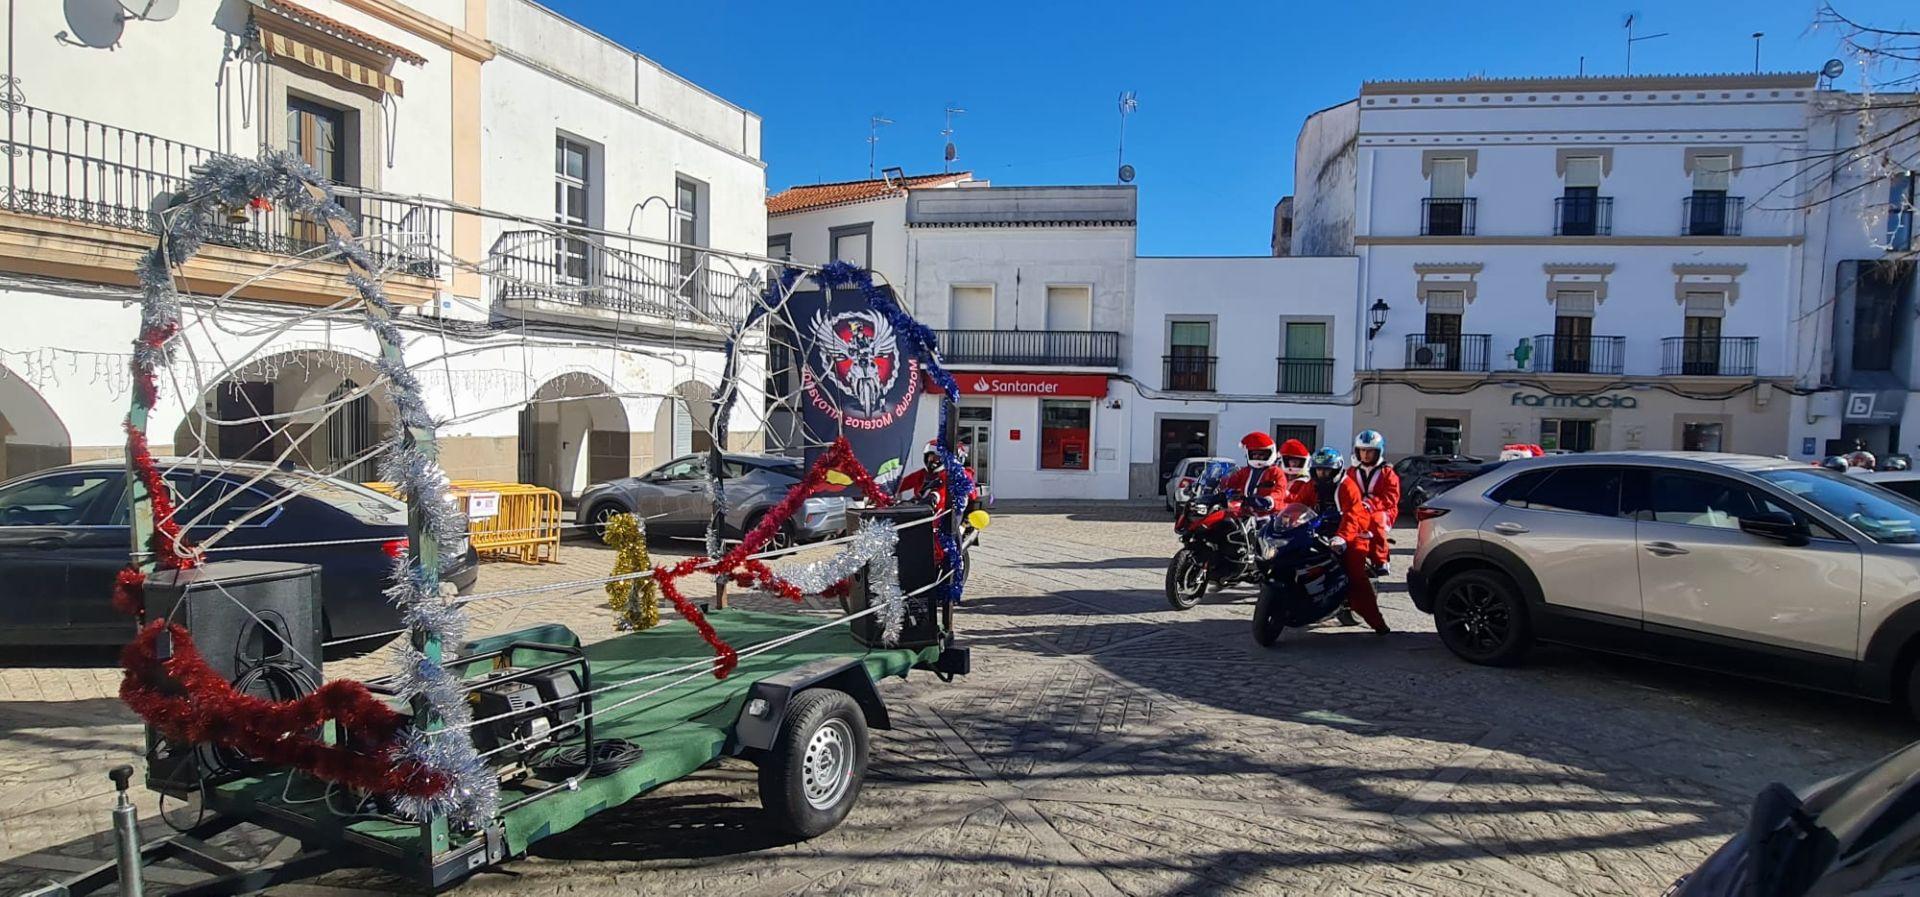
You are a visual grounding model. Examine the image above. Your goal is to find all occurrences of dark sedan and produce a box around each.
[1394,453,1502,515]
[577,453,850,549]
[0,460,476,650]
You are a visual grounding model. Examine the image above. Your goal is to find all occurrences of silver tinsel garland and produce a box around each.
[135,151,494,828]
[766,520,905,647]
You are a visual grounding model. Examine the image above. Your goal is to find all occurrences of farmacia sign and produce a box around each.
[1510,392,1638,409]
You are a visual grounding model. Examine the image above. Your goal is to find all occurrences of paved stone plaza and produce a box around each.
[0,503,1909,896]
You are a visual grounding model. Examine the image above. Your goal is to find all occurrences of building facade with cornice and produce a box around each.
[1292,73,1821,459]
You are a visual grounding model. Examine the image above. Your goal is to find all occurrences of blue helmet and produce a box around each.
[1310,447,1345,470]
[1353,429,1386,454]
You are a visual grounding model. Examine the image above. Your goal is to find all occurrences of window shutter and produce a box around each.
[1430,159,1468,198]
[1692,155,1732,191]
[1683,291,1727,317]
[1563,156,1603,188]
[1554,290,1597,316]
[950,286,994,330]
[1424,289,1467,314]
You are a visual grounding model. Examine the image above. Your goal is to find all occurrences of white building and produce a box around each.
[0,0,769,498]
[768,176,1138,500]
[1292,73,1820,459]
[1130,256,1358,496]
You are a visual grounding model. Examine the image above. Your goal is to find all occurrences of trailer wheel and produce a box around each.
[757,688,868,838]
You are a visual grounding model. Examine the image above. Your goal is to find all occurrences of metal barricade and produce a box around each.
[364,480,563,564]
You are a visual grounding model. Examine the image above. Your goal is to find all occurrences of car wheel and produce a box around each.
[586,503,627,539]
[748,512,796,553]
[757,688,867,838]
[1434,569,1533,666]
[1902,653,1920,722]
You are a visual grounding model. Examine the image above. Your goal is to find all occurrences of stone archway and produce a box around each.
[652,380,716,467]
[173,349,391,481]
[0,366,72,479]
[519,372,629,498]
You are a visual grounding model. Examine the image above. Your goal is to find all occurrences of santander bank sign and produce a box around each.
[928,371,1110,399]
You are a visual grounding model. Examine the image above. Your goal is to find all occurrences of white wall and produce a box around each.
[768,197,910,291]
[909,227,1135,335]
[1291,100,1358,257]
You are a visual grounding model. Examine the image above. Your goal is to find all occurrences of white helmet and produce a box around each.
[1352,430,1386,466]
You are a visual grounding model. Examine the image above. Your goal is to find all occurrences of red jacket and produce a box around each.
[1283,475,1370,544]
[1346,464,1401,517]
[1220,465,1289,506]
[898,469,978,513]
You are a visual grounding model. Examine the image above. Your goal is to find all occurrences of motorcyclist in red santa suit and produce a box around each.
[1283,448,1390,634]
[897,440,978,514]
[1220,432,1289,513]
[1346,429,1400,578]
[1278,438,1312,485]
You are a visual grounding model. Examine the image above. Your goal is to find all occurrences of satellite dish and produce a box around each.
[1822,58,1846,80]
[1118,164,1136,183]
[119,0,178,21]
[60,0,126,48]
[944,142,956,162]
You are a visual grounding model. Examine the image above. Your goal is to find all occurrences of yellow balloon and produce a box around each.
[824,470,854,486]
[967,509,991,530]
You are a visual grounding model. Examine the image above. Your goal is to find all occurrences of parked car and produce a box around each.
[1865,469,1920,503]
[1666,739,1920,895]
[1163,456,1236,511]
[1393,453,1498,516]
[1409,452,1920,717]
[577,453,850,550]
[0,460,477,650]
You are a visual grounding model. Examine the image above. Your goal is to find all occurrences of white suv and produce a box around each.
[1409,452,1920,716]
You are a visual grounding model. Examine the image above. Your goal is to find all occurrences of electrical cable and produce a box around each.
[532,738,644,779]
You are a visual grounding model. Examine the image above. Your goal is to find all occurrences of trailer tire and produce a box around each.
[757,688,868,838]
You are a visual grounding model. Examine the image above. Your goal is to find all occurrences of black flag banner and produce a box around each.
[788,285,922,487]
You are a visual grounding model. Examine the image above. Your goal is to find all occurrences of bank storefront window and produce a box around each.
[1682,421,1725,452]
[1041,399,1092,470]
[1542,419,1596,452]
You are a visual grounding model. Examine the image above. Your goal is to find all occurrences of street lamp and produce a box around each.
[1367,298,1390,340]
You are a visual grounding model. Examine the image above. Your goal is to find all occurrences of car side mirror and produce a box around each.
[1740,511,1809,547]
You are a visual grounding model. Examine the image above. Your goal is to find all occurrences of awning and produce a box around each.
[259,27,405,97]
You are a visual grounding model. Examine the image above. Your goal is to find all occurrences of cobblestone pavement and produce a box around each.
[0,503,1911,895]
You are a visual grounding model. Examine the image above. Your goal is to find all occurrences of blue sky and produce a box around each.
[550,0,1911,256]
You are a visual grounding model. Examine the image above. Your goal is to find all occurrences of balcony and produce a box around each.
[491,229,760,329]
[1276,357,1335,394]
[1554,196,1613,236]
[1163,354,1217,392]
[1682,194,1744,236]
[1,106,442,279]
[1662,336,1758,376]
[934,329,1121,367]
[1531,334,1625,375]
[1421,197,1477,236]
[1404,333,1491,372]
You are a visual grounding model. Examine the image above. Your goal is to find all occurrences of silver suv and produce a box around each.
[1408,452,1920,716]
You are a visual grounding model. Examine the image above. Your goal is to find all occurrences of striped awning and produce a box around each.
[260,27,404,97]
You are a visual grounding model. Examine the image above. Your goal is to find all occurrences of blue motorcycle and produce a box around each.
[1248,503,1352,647]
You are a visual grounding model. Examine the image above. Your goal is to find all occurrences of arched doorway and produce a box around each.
[652,380,715,465]
[173,350,390,481]
[518,372,629,498]
[0,367,72,479]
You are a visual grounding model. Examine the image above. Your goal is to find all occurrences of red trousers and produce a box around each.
[1369,512,1393,566]
[1342,549,1386,630]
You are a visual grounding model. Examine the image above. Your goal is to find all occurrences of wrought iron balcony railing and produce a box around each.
[1531,334,1626,375]
[1554,195,1613,236]
[1404,333,1491,372]
[933,329,1120,367]
[1163,354,1217,392]
[1683,194,1744,236]
[1275,357,1335,394]
[1,105,441,277]
[490,229,760,327]
[1421,197,1477,236]
[1661,336,1758,376]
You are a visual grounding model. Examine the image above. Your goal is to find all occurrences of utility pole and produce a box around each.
[1752,32,1764,73]
[1116,91,1138,183]
[867,114,893,179]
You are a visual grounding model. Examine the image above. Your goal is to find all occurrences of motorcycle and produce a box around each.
[1248,503,1353,646]
[1165,488,1266,610]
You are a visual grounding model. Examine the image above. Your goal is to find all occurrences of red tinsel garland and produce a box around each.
[649,437,894,678]
[120,620,446,798]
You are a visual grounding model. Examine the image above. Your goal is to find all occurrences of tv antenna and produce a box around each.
[941,104,965,173]
[1751,32,1764,73]
[867,114,893,179]
[1623,14,1667,75]
[1116,91,1139,184]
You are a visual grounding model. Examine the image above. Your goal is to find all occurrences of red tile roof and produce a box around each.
[260,0,430,66]
[767,172,971,215]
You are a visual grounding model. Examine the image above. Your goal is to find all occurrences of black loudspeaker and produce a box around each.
[141,560,323,795]
[846,505,945,649]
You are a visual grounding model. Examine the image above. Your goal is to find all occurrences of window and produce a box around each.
[1682,296,1725,375]
[1690,154,1733,236]
[1552,291,1595,373]
[767,234,791,261]
[1641,472,1796,530]
[1682,422,1725,452]
[949,286,994,330]
[829,223,871,270]
[1854,264,1902,372]
[554,136,592,283]
[1424,305,1464,370]
[675,176,706,293]
[1540,418,1596,453]
[1280,321,1330,392]
[1560,156,1603,236]
[1489,470,1550,505]
[1760,468,1919,543]
[651,457,705,481]
[1045,285,1092,331]
[1890,172,1916,251]
[1422,417,1463,455]
[1167,320,1213,391]
[1273,423,1319,450]
[0,471,117,526]
[289,98,351,249]
[170,475,275,529]
[1430,158,1467,198]
[1508,466,1623,517]
[1040,399,1092,470]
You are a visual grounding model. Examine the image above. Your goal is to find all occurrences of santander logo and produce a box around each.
[934,371,1110,399]
[973,377,991,391]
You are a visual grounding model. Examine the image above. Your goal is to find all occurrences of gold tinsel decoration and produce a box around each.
[602,512,661,630]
